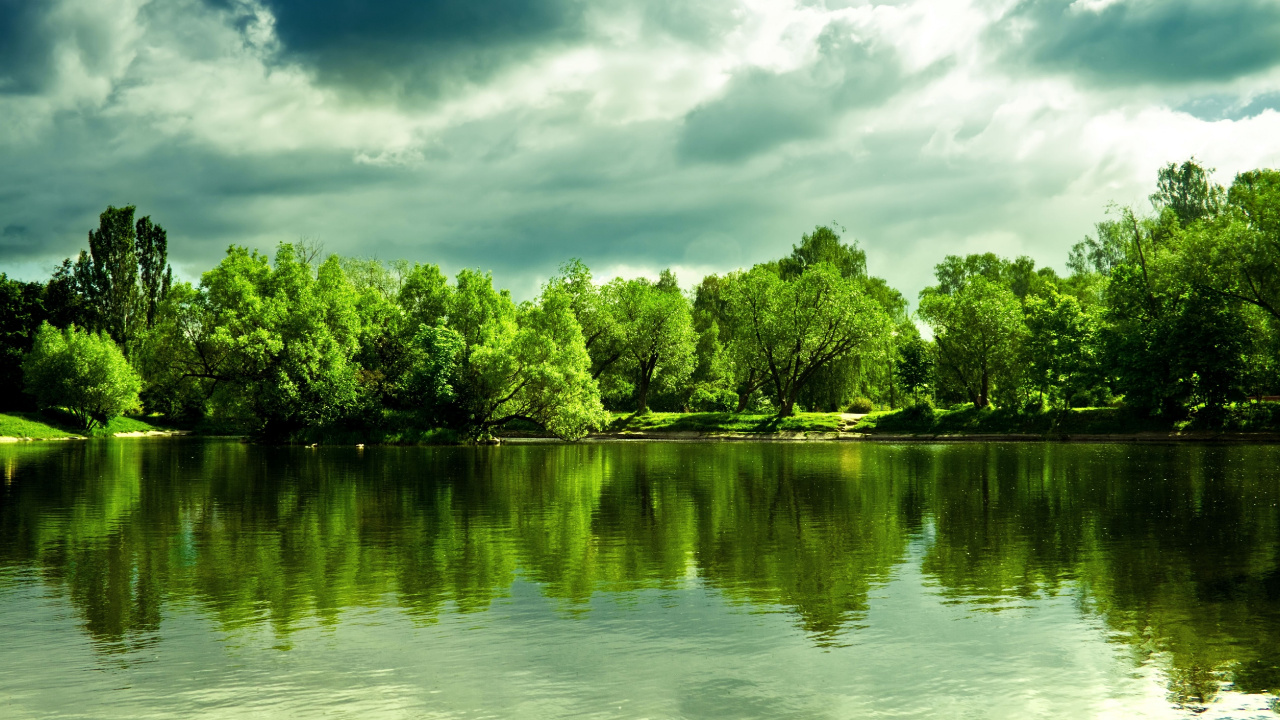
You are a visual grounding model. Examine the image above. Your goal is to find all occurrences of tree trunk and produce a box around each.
[636,372,652,414]
[977,366,990,408]
[778,395,795,417]
[735,392,751,413]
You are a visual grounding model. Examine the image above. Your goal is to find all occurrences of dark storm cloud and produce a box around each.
[0,0,53,93]
[678,23,910,163]
[995,0,1280,85]
[205,0,586,95]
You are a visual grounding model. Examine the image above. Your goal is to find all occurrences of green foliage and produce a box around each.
[11,166,1280,439]
[402,324,467,425]
[445,271,606,439]
[918,276,1025,409]
[607,411,845,433]
[778,224,867,280]
[895,334,933,403]
[846,396,875,413]
[603,273,696,413]
[1023,287,1100,407]
[1151,157,1223,227]
[724,262,888,416]
[69,205,173,349]
[195,244,363,435]
[0,274,47,410]
[22,322,141,429]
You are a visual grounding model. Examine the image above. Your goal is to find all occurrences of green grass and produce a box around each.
[605,411,846,434]
[0,411,173,439]
[0,412,85,439]
[851,403,1280,436]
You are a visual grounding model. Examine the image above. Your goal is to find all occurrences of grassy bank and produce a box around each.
[850,402,1280,436]
[0,411,173,439]
[603,411,847,434]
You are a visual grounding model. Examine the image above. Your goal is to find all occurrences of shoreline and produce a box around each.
[0,430,192,443]
[5,429,1279,446]
[506,429,1280,444]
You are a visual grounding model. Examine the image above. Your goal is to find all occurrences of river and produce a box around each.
[1,439,1277,718]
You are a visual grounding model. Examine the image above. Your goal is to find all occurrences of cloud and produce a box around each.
[5,0,1280,310]
[0,0,54,94]
[678,21,910,163]
[994,0,1280,86]
[200,0,587,98]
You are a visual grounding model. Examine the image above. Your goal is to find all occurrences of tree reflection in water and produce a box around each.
[1,439,1277,707]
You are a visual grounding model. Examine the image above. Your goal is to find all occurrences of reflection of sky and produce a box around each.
[0,563,1209,720]
[4,1,1280,303]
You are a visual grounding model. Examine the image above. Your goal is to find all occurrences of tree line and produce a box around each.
[1,158,1277,438]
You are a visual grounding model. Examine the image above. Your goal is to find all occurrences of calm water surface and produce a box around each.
[1,440,1279,719]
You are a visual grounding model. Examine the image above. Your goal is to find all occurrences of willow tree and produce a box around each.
[724,262,888,416]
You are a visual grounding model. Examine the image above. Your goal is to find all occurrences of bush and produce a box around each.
[22,322,141,430]
[689,386,736,412]
[846,397,875,414]
[900,401,935,424]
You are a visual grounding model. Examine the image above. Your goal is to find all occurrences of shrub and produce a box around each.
[22,322,141,430]
[690,386,736,412]
[846,397,875,414]
[900,401,935,424]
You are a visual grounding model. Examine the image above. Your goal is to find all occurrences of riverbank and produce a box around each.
[504,405,1280,444]
[11,404,1278,445]
[0,412,184,442]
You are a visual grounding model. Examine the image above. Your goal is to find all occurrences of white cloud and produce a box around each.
[3,0,1280,306]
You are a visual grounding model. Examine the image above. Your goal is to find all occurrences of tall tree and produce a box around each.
[64,205,173,348]
[607,273,696,413]
[918,276,1024,409]
[724,262,887,416]
[548,259,621,380]
[778,225,866,280]
[694,272,766,412]
[78,205,140,345]
[135,215,172,330]
[1151,158,1223,228]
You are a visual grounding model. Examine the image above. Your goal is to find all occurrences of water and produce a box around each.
[1,439,1278,719]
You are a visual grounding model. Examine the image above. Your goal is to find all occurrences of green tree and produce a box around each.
[918,276,1024,409]
[548,259,622,380]
[724,263,887,416]
[135,215,172,330]
[694,272,768,412]
[778,225,867,280]
[1151,158,1223,228]
[1023,288,1099,407]
[605,273,696,413]
[22,322,141,429]
[896,334,933,404]
[60,205,173,350]
[446,269,606,438]
[398,262,452,330]
[0,274,47,410]
[197,244,363,434]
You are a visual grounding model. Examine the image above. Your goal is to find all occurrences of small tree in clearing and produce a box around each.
[23,322,141,429]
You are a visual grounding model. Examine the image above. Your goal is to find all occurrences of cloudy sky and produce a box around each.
[3,0,1280,302]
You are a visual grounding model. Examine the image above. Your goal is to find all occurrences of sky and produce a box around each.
[3,0,1280,304]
